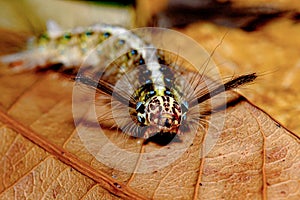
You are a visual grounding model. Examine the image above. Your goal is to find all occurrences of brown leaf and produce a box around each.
[0,72,299,199]
[0,17,300,200]
[179,17,300,135]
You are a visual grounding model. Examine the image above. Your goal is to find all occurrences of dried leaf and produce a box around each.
[180,17,300,135]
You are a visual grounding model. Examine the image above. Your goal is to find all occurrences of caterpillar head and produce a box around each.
[136,96,184,139]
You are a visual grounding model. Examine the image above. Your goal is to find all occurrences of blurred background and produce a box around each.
[0,0,299,135]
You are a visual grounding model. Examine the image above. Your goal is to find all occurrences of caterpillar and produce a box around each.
[1,20,257,145]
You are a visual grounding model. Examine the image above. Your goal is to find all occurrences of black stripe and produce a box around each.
[190,73,257,107]
[159,65,175,88]
[137,82,155,101]
[138,64,152,83]
[74,75,136,108]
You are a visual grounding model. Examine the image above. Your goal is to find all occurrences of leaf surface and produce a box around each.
[180,15,300,135]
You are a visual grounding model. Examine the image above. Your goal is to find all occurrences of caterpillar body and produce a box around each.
[1,21,257,144]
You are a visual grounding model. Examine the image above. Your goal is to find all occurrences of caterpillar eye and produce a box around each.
[137,115,145,124]
[136,101,145,114]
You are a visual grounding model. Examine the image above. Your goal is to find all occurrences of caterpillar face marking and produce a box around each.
[137,95,182,139]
